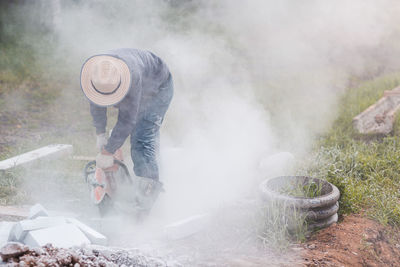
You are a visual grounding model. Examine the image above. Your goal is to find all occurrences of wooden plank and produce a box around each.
[0,144,73,170]
[0,206,29,218]
[72,155,95,161]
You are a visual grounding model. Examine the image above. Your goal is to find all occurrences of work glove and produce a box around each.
[134,177,164,212]
[95,150,114,169]
[96,133,108,151]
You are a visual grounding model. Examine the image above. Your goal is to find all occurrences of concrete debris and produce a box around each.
[0,204,109,250]
[0,144,73,170]
[353,86,400,134]
[23,224,91,248]
[164,214,210,240]
[28,204,49,220]
[11,216,66,242]
[66,218,107,246]
[0,243,176,266]
[0,222,15,248]
[0,242,29,261]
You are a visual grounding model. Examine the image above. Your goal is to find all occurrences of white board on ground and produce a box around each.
[0,144,73,170]
[23,224,90,248]
[66,218,107,246]
[164,214,210,240]
[0,206,29,218]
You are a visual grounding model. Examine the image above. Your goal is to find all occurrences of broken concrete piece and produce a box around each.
[28,204,49,220]
[164,214,210,240]
[0,222,15,248]
[353,87,400,134]
[11,217,66,242]
[23,224,90,248]
[0,242,29,261]
[0,144,73,170]
[66,218,107,246]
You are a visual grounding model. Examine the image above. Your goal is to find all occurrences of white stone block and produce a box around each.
[0,222,15,247]
[28,204,49,219]
[23,224,90,248]
[164,214,210,240]
[0,144,73,170]
[66,218,107,246]
[12,217,66,241]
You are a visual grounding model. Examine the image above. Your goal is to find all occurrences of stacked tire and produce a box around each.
[259,176,340,230]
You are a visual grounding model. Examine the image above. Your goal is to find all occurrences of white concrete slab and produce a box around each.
[0,144,73,170]
[28,204,49,219]
[12,216,66,241]
[164,214,210,240]
[0,222,15,247]
[66,218,107,246]
[23,224,90,248]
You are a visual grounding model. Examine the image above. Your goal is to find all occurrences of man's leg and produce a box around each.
[130,75,173,212]
[131,118,160,180]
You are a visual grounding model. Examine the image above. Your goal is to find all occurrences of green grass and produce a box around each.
[257,200,309,250]
[258,73,400,249]
[0,169,28,205]
[300,72,400,227]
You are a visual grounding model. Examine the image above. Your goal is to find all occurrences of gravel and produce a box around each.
[0,243,180,267]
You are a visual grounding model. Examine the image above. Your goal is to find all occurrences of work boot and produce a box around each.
[134,177,164,216]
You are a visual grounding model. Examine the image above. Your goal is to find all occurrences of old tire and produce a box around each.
[260,176,340,230]
[305,201,339,221]
[308,213,338,230]
[260,176,340,209]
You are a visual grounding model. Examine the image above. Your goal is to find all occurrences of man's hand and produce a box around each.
[96,149,114,169]
[96,133,108,151]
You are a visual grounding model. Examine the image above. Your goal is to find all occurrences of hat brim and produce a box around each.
[80,55,131,106]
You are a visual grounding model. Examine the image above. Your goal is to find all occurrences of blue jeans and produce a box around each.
[130,75,173,180]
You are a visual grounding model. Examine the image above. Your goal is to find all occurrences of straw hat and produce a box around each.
[81,55,131,106]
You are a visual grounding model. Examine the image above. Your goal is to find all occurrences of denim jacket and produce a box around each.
[88,48,171,153]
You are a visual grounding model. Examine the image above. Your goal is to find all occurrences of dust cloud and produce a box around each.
[5,0,400,261]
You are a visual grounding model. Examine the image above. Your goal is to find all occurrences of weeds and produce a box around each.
[0,169,28,205]
[257,200,309,250]
[299,72,400,227]
[278,180,322,198]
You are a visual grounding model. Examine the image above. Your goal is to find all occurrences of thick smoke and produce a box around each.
[7,0,400,246]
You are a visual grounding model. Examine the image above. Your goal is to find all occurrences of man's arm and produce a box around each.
[104,100,138,154]
[90,103,107,134]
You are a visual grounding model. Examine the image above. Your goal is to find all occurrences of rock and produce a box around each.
[308,244,316,249]
[0,242,29,261]
[28,204,49,220]
[353,87,400,134]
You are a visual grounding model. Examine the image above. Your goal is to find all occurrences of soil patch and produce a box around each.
[302,214,400,267]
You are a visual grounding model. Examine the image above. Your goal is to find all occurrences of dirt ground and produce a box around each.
[302,214,400,267]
